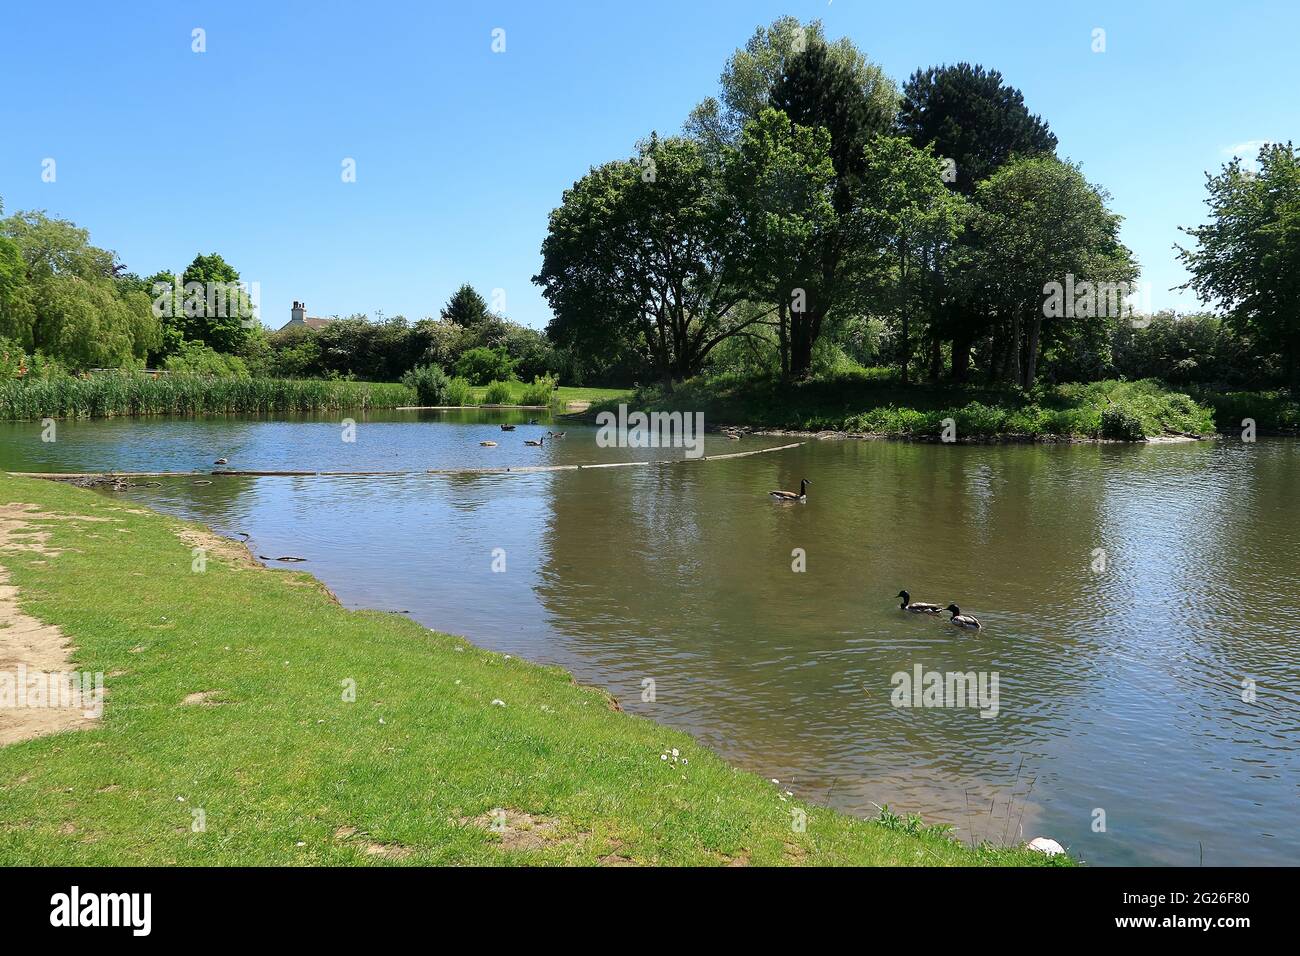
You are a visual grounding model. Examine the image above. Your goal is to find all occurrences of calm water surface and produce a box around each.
[2,410,1297,865]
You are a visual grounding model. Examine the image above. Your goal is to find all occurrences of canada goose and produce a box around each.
[528,419,539,425]
[214,457,228,465]
[499,424,516,431]
[944,604,983,630]
[523,436,545,447]
[897,590,943,614]
[769,478,809,502]
[479,440,497,447]
[725,432,741,440]
[547,431,566,439]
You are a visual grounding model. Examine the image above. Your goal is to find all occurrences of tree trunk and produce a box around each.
[1023,314,1042,390]
[777,301,790,384]
[900,311,910,385]
[1006,311,1022,387]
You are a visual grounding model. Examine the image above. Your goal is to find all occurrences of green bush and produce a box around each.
[482,380,514,404]
[443,376,474,407]
[162,342,250,379]
[1100,405,1147,441]
[455,346,516,385]
[518,374,558,406]
[401,364,453,405]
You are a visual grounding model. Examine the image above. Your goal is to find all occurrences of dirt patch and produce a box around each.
[0,504,103,747]
[333,825,413,860]
[173,526,261,571]
[180,690,224,707]
[461,809,586,852]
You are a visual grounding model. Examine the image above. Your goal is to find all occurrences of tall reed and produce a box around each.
[0,373,416,420]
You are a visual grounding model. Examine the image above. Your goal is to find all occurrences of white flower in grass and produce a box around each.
[491,699,506,707]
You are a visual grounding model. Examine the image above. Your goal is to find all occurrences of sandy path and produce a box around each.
[0,503,103,746]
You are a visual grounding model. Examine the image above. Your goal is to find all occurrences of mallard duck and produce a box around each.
[500,424,516,431]
[479,440,497,447]
[769,478,809,502]
[897,590,943,614]
[944,604,983,630]
[523,436,545,447]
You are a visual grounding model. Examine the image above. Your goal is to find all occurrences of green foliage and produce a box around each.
[518,373,558,406]
[162,341,250,379]
[897,63,1057,196]
[1177,142,1300,385]
[442,376,474,407]
[401,363,453,405]
[455,346,516,385]
[482,379,514,404]
[1100,405,1146,441]
[537,134,750,384]
[0,372,413,420]
[440,283,492,329]
[0,205,160,370]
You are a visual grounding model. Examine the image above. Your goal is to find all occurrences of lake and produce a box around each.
[2,409,1296,865]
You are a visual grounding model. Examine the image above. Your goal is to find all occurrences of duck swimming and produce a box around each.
[944,604,983,630]
[769,478,809,502]
[523,436,545,447]
[897,590,943,614]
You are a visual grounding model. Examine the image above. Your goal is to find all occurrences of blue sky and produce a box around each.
[2,0,1295,330]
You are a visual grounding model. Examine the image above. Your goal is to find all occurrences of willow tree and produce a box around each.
[1178,142,1300,387]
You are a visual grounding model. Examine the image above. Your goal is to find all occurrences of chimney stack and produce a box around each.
[291,301,306,324]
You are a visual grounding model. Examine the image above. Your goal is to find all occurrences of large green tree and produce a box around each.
[0,204,159,368]
[857,136,968,384]
[897,63,1058,380]
[535,134,757,386]
[969,156,1136,389]
[1177,142,1300,386]
[687,16,897,154]
[727,108,839,381]
[173,252,255,353]
[440,283,492,329]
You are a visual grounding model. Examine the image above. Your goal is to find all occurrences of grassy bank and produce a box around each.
[466,383,632,407]
[0,474,1062,865]
[0,373,416,420]
[597,371,1216,441]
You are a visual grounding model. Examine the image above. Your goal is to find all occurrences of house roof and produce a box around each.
[278,315,336,331]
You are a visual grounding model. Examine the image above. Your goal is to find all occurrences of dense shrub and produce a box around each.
[482,380,514,404]
[401,364,452,405]
[443,376,474,407]
[1100,405,1146,441]
[456,346,516,385]
[518,374,558,406]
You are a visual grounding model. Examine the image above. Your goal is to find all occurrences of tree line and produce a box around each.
[534,16,1300,391]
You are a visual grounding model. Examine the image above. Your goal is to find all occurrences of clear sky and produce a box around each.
[2,0,1295,330]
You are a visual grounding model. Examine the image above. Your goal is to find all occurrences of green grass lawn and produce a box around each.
[0,474,1064,866]
[467,383,632,407]
[592,370,1215,440]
